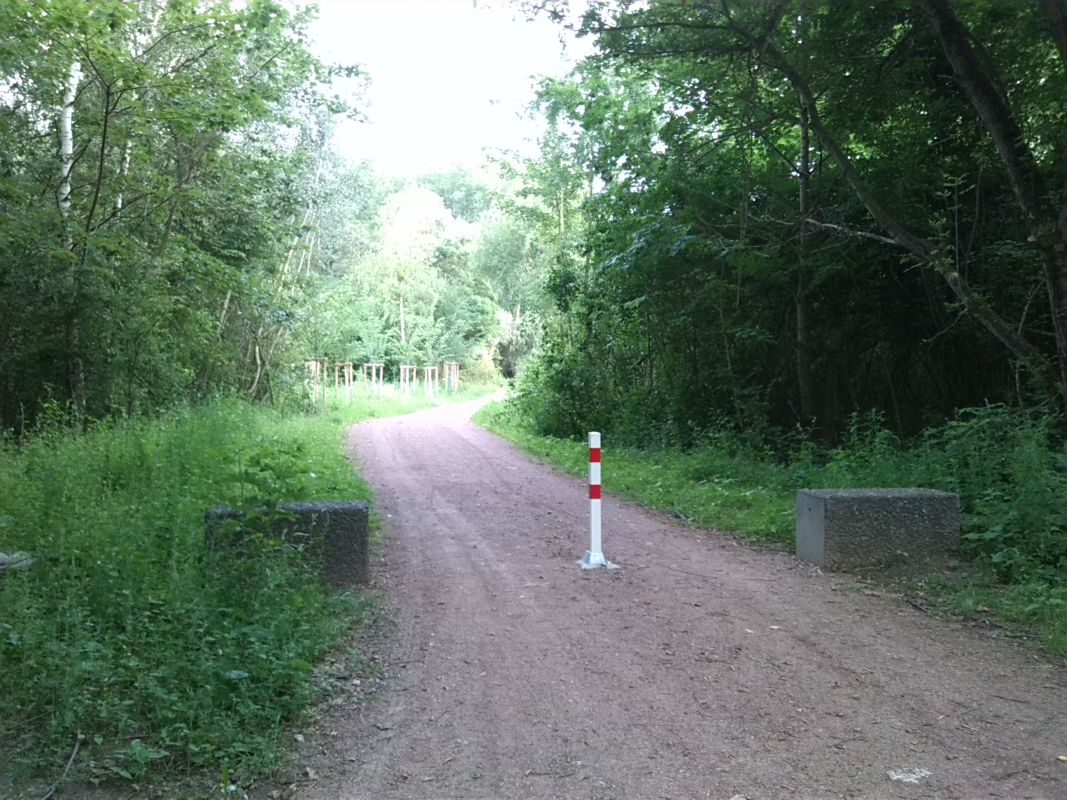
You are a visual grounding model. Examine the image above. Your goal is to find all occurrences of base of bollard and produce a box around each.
[578,550,618,570]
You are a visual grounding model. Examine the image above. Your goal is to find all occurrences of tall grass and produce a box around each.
[0,393,429,788]
[476,401,1067,653]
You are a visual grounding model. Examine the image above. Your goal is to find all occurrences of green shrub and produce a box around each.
[0,399,378,785]
[818,407,1067,582]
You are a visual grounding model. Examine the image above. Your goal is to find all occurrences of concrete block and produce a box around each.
[796,489,960,570]
[206,501,369,586]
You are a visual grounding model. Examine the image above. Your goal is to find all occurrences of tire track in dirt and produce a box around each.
[296,399,1066,800]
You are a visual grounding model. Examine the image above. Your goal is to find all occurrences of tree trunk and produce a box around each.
[116,139,132,212]
[58,63,80,230]
[796,102,816,425]
[59,61,86,417]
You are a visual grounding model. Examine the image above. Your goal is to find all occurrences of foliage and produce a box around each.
[0,398,394,787]
[0,0,360,427]
[519,0,1067,442]
[298,175,554,381]
[418,169,493,223]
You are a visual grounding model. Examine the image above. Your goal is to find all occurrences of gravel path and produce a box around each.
[295,399,1066,800]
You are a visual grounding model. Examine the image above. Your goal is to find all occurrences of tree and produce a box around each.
[583,0,1067,403]
[419,168,493,223]
[516,0,1067,441]
[0,0,357,426]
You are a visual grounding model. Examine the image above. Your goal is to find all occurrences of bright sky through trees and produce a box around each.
[310,0,584,176]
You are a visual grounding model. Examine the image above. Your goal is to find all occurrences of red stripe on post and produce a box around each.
[589,448,602,464]
[589,484,602,500]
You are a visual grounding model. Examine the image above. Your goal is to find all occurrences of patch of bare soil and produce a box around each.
[276,400,1067,800]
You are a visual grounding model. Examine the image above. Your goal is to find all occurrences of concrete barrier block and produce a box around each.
[206,501,370,586]
[796,489,960,570]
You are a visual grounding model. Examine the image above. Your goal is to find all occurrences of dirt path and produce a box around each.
[296,400,1066,800]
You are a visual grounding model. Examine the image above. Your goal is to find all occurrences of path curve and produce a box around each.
[297,399,1066,800]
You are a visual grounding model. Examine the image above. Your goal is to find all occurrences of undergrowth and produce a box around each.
[476,400,1067,655]
[0,389,464,791]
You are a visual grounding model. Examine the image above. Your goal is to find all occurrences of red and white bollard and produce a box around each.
[579,431,615,569]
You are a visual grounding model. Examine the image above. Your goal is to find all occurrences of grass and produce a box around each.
[0,385,494,795]
[475,399,1067,656]
[475,400,797,542]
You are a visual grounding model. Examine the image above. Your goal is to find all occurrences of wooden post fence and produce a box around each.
[363,362,385,397]
[422,365,439,397]
[443,361,460,392]
[399,365,417,398]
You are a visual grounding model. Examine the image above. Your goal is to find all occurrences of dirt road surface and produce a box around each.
[296,400,1066,800]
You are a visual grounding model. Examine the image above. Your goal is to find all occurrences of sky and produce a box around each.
[308,0,587,178]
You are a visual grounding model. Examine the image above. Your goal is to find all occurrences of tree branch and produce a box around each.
[800,218,902,247]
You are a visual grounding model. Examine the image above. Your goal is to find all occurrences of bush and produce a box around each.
[818,407,1067,582]
[0,400,374,784]
[928,408,1067,581]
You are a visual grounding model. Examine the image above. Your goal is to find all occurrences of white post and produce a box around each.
[579,431,614,569]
